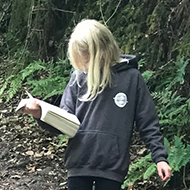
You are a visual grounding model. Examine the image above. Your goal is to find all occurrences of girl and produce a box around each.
[24,19,171,190]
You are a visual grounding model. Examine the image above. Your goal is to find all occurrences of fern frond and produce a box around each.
[142,70,155,83]
[143,163,157,180]
[6,74,23,102]
[20,60,46,80]
[0,74,15,96]
[168,136,190,172]
[122,154,155,188]
[129,154,151,170]
[25,76,68,98]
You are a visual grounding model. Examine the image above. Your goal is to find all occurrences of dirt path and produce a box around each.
[0,100,68,190]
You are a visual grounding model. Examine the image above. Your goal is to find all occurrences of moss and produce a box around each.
[8,0,32,40]
[2,0,190,70]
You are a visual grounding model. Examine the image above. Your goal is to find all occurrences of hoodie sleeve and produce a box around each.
[36,72,78,134]
[135,73,168,164]
[59,72,77,114]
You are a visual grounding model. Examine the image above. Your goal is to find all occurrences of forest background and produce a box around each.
[0,0,190,189]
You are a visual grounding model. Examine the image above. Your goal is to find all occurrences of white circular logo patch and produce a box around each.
[113,92,128,108]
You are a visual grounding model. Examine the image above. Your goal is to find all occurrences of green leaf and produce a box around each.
[143,163,157,180]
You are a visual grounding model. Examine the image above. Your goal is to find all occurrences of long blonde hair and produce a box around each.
[68,19,120,100]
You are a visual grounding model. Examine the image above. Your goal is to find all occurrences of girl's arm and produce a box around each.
[24,98,61,135]
[135,72,171,181]
[24,72,78,135]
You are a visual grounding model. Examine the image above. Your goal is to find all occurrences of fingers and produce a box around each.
[157,161,172,181]
[158,168,170,181]
[25,99,40,110]
[24,99,42,118]
[163,166,171,181]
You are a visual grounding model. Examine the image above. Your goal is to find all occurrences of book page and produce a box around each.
[15,99,30,113]
[44,112,79,137]
[39,100,80,125]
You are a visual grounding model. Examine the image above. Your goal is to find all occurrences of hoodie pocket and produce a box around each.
[64,130,120,170]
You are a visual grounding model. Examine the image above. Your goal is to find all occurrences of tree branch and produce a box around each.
[106,0,122,24]
[99,0,106,26]
[52,7,76,14]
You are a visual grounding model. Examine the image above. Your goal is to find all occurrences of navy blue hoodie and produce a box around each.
[38,55,168,183]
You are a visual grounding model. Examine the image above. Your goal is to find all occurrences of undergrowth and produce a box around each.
[122,136,190,189]
[0,59,71,102]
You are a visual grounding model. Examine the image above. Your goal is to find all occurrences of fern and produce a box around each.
[20,60,46,80]
[0,74,24,102]
[51,134,68,148]
[152,87,190,139]
[0,74,15,102]
[164,136,190,172]
[122,154,157,188]
[0,58,71,102]
[6,74,23,102]
[24,59,71,99]
[143,163,157,180]
[0,60,47,102]
[26,76,68,99]
[122,137,190,189]
[169,57,189,87]
[142,70,155,83]
[150,57,189,93]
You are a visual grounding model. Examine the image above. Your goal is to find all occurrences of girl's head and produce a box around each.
[68,19,120,100]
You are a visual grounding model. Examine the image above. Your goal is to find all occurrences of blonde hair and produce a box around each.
[68,19,120,100]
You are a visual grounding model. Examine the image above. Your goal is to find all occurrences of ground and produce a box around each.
[0,99,68,190]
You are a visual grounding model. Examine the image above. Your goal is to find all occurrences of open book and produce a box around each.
[15,92,80,138]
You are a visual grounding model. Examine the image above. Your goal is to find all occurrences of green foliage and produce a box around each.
[122,136,190,188]
[57,134,68,147]
[0,59,71,102]
[51,134,68,148]
[0,74,15,102]
[26,59,71,99]
[26,76,67,99]
[149,57,190,140]
[164,136,190,172]
[122,154,156,188]
[0,60,45,102]
[142,70,155,83]
[168,57,189,88]
[139,56,190,140]
[153,91,189,127]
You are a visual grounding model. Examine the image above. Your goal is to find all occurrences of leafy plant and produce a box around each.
[51,134,68,148]
[0,59,71,102]
[0,60,46,102]
[164,136,190,172]
[140,57,190,140]
[142,70,155,83]
[168,56,189,88]
[26,59,71,99]
[122,136,190,189]
[122,153,157,188]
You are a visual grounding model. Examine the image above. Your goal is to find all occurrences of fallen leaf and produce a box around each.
[25,150,34,156]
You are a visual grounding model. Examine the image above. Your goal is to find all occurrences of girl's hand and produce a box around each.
[24,98,42,119]
[157,161,172,181]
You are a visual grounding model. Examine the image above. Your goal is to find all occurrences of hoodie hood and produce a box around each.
[113,54,138,72]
